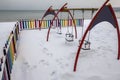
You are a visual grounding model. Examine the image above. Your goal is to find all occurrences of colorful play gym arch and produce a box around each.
[46,3,77,41]
[73,0,120,72]
[39,6,58,30]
